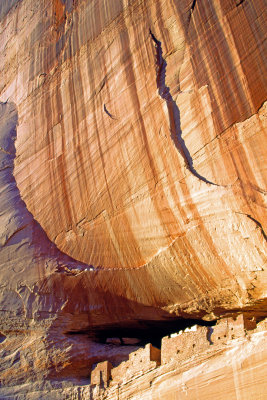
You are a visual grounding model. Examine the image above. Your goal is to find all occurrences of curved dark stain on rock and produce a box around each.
[103,104,117,120]
[149,30,217,186]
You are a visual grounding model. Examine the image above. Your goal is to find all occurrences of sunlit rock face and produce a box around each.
[0,0,266,391]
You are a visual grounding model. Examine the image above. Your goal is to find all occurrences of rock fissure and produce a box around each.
[191,0,197,13]
[236,0,245,7]
[236,212,267,242]
[103,103,117,120]
[149,29,218,186]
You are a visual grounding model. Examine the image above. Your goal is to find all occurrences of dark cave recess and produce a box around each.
[65,317,216,348]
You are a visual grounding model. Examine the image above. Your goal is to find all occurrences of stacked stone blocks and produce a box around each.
[91,314,258,387]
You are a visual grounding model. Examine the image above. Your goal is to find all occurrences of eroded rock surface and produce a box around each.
[0,0,266,395]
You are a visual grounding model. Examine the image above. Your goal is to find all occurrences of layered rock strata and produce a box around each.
[0,0,266,393]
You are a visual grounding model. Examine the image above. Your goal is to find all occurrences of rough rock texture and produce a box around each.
[89,317,267,400]
[0,0,266,396]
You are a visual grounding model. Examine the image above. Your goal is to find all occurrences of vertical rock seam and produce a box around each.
[103,104,117,120]
[149,29,218,186]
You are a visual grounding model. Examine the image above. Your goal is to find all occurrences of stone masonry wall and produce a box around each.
[91,315,263,388]
[209,314,246,345]
[91,361,113,387]
[110,344,160,384]
[161,325,209,365]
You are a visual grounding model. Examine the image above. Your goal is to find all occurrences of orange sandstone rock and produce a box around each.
[0,0,266,395]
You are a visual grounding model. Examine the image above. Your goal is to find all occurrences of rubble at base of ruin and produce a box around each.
[90,314,267,390]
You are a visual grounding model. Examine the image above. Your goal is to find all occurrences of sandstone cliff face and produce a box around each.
[0,0,266,394]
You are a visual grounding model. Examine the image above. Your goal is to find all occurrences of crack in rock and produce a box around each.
[103,104,117,120]
[191,0,197,13]
[149,30,218,186]
[238,213,267,242]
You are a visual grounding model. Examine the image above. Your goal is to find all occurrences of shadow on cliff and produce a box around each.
[1,101,205,336]
[0,101,91,271]
[0,101,177,380]
[45,284,215,379]
[149,30,217,186]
